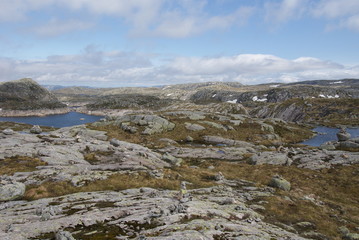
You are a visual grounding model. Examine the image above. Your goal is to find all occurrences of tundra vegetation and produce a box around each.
[0,78,359,240]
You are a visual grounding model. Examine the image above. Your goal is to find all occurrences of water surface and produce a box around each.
[301,126,359,147]
[0,112,103,128]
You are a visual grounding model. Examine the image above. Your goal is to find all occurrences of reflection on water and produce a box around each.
[0,112,103,128]
[301,126,359,147]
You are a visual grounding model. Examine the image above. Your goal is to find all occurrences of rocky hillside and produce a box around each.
[1,106,358,239]
[86,94,178,110]
[190,79,359,104]
[252,98,359,125]
[0,78,66,110]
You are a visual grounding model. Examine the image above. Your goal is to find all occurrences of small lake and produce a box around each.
[0,112,103,128]
[301,126,359,147]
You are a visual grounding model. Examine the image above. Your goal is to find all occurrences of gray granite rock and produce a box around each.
[2,129,14,135]
[30,125,42,134]
[0,182,25,201]
[185,123,205,131]
[269,175,291,191]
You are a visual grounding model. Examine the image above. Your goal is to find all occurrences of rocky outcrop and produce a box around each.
[247,147,359,170]
[94,114,175,135]
[0,185,309,240]
[0,78,66,111]
[252,102,306,122]
[203,136,254,148]
[86,94,176,110]
[0,125,170,187]
[248,152,290,166]
[158,145,256,161]
[0,181,25,201]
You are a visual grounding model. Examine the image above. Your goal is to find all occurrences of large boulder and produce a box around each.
[30,125,42,134]
[338,141,359,149]
[248,152,290,166]
[269,175,291,191]
[337,128,351,142]
[2,128,14,135]
[111,115,175,135]
[0,182,26,201]
[185,123,205,131]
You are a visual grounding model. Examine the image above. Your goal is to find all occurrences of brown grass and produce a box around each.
[0,156,47,175]
[89,116,312,148]
[204,161,359,239]
[22,156,359,239]
[0,121,57,132]
[24,166,217,201]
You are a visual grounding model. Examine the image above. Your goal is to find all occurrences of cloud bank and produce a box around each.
[1,0,359,39]
[0,49,357,87]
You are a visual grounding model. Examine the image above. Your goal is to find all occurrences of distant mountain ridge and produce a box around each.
[42,85,95,91]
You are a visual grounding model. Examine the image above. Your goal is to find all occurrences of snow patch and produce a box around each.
[252,96,267,102]
[212,94,217,98]
[166,93,172,96]
[330,81,343,84]
[226,99,237,104]
[318,94,340,99]
[270,85,280,88]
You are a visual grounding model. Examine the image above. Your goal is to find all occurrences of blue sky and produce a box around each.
[0,0,358,87]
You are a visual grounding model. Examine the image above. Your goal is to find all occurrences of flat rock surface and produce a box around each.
[0,185,308,240]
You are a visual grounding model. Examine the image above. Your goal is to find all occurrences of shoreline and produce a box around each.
[0,108,70,117]
[0,107,141,118]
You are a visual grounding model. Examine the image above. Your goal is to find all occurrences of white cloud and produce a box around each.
[339,14,359,31]
[29,18,94,37]
[150,6,253,38]
[0,50,357,87]
[312,0,359,31]
[312,0,359,18]
[265,0,309,24]
[168,54,340,75]
[0,0,253,38]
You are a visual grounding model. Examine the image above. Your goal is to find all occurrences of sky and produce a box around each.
[0,0,358,87]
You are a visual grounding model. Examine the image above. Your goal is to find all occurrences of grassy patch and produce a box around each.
[0,121,57,132]
[24,166,217,201]
[0,156,47,175]
[83,151,115,164]
[209,161,359,239]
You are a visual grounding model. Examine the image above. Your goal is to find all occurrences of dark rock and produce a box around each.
[0,78,66,110]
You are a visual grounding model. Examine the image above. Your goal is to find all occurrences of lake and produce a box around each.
[301,126,359,147]
[0,112,103,128]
